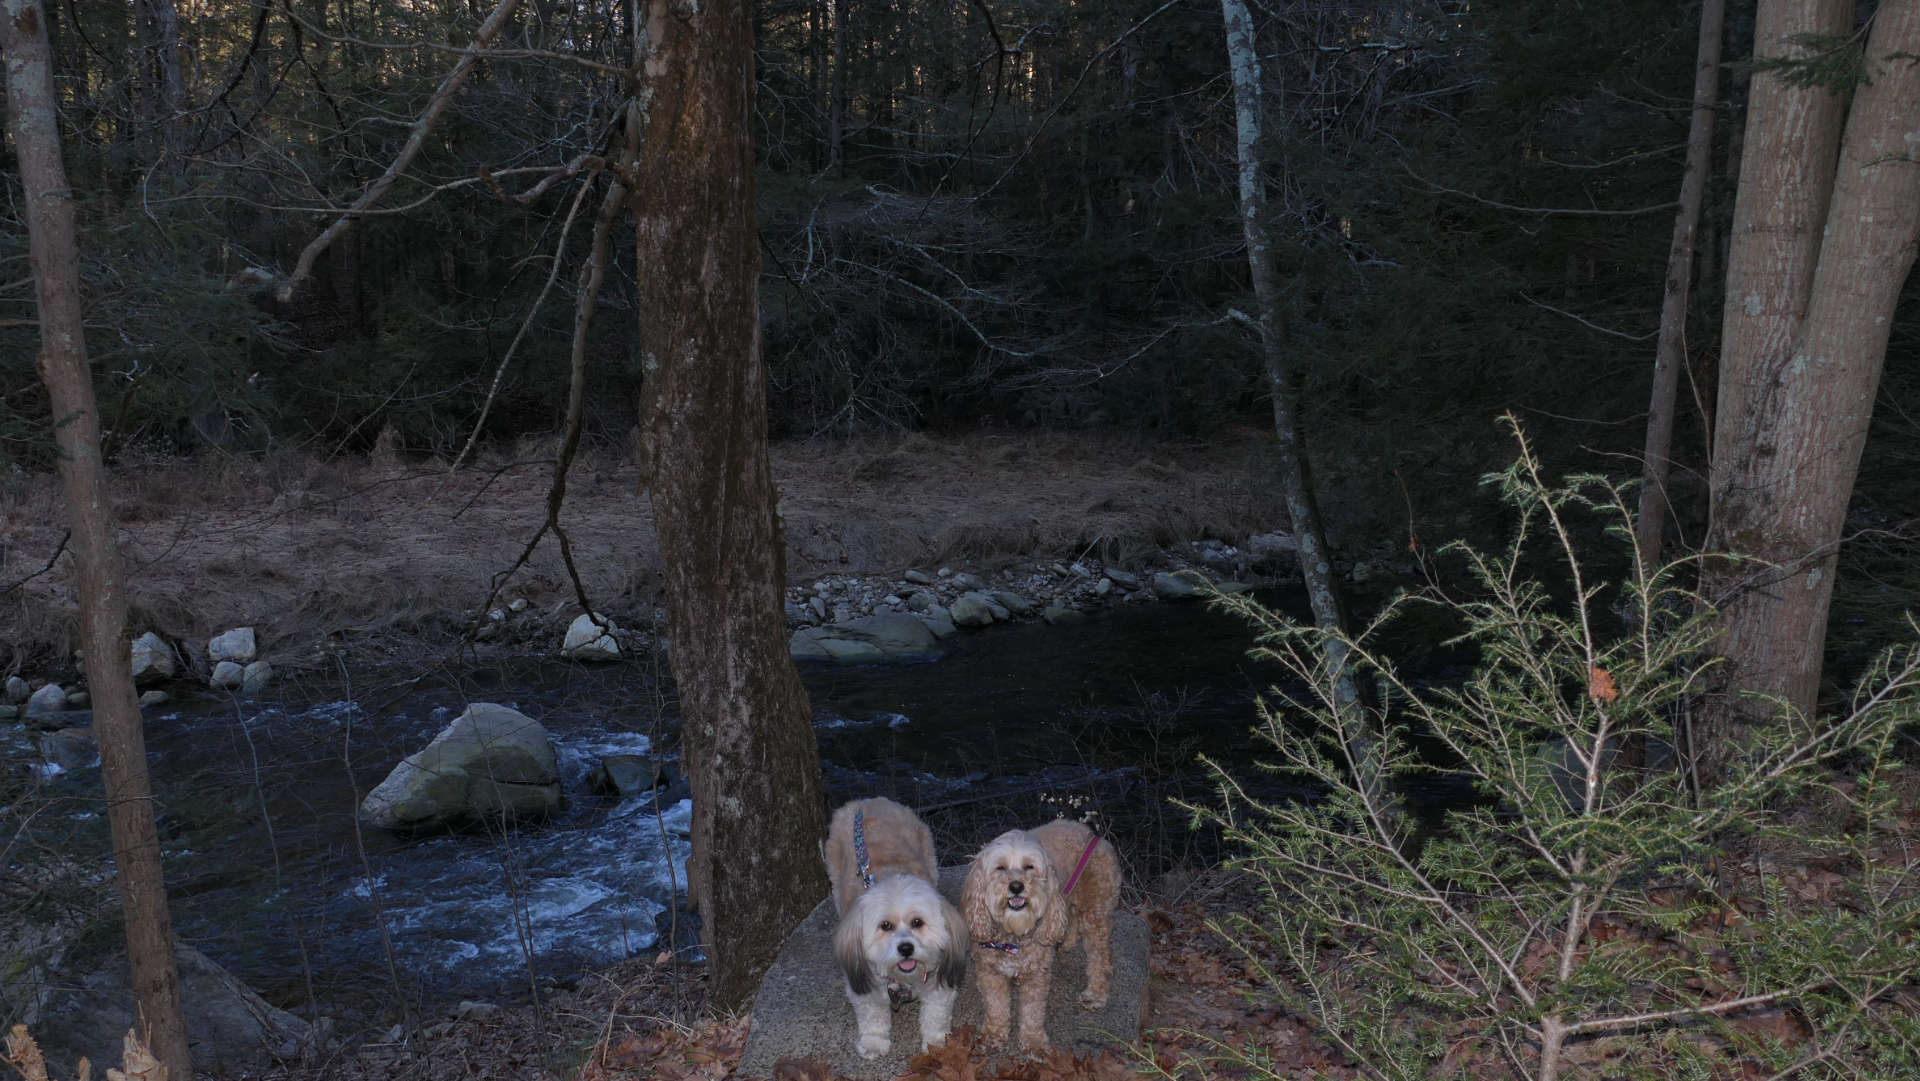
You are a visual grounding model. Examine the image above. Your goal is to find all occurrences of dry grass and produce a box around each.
[1,431,1291,671]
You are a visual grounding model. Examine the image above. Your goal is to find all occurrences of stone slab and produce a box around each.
[739,866,1148,1079]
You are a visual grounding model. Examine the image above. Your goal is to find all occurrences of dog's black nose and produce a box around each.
[1009,880,1024,895]
[897,941,915,958]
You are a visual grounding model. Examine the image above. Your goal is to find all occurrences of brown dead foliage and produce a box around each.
[0,431,1287,670]
[4,1024,164,1081]
[577,1015,748,1081]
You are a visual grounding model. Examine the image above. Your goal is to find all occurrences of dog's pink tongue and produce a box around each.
[897,959,918,973]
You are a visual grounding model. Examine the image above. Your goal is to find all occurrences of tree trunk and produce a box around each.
[1635,0,1723,571]
[828,0,847,173]
[1219,0,1349,642]
[1712,0,1847,460]
[1,1,193,1074]
[1220,0,1374,798]
[1698,0,1920,784]
[627,0,831,1009]
[133,0,186,166]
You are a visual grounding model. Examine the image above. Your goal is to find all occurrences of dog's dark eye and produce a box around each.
[879,920,894,932]
[1022,863,1035,871]
[911,917,925,929]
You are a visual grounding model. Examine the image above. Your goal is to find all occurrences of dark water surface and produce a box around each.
[29,593,1325,1030]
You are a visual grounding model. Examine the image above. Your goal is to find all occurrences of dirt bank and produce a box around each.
[1,430,1301,679]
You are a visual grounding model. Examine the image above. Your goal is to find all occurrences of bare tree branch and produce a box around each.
[278,0,526,302]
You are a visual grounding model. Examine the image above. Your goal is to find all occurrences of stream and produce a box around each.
[19,590,1352,1030]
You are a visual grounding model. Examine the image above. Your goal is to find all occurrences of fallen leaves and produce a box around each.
[4,1026,160,1081]
[580,1015,748,1081]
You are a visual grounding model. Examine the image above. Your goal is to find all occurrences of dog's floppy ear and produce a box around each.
[960,859,997,940]
[934,897,968,988]
[834,905,875,996]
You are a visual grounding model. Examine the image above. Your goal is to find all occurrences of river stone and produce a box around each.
[1150,569,1212,601]
[789,629,834,662]
[211,660,246,689]
[4,674,26,703]
[38,727,97,771]
[819,637,886,662]
[950,591,997,627]
[588,754,664,798]
[1103,568,1141,590]
[905,590,938,612]
[25,683,67,717]
[0,704,18,721]
[918,610,958,639]
[208,626,258,664]
[21,708,90,732]
[139,689,169,708]
[903,569,935,586]
[129,631,176,685]
[1246,530,1299,562]
[991,590,1034,615]
[563,613,620,660]
[241,660,275,696]
[360,702,561,830]
[64,690,90,708]
[790,611,939,663]
[453,1001,503,1022]
[950,571,987,591]
[1042,605,1085,626]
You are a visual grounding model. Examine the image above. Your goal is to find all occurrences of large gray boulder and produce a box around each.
[128,631,176,685]
[789,611,941,663]
[208,626,258,665]
[1150,569,1212,601]
[588,754,664,798]
[563,613,620,661]
[360,703,561,830]
[1246,530,1299,563]
[25,683,67,717]
[949,591,998,627]
[38,727,97,772]
[5,852,330,1076]
[241,660,275,696]
[28,941,330,1075]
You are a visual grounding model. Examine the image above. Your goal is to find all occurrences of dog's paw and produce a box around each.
[982,1022,1009,1049]
[856,1033,890,1059]
[1018,1029,1051,1053]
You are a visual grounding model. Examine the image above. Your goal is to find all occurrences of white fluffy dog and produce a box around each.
[823,797,966,1059]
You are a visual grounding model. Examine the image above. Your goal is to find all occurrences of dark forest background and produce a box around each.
[1,0,1915,554]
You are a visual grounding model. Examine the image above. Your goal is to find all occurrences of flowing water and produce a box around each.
[19,591,1350,1029]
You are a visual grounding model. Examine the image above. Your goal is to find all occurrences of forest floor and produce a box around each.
[224,869,1338,1081]
[7,431,1920,1080]
[0,428,1353,679]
